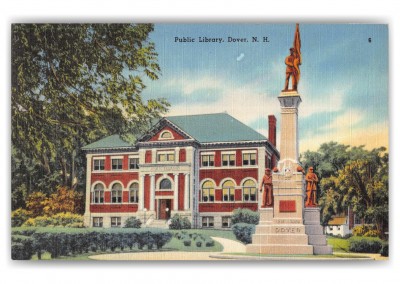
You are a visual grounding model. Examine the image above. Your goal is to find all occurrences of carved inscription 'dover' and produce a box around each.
[275,227,301,234]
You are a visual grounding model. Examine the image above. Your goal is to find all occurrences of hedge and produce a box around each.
[11,227,172,260]
[349,237,384,253]
[21,212,84,228]
[232,223,255,244]
[124,217,142,228]
[231,208,259,225]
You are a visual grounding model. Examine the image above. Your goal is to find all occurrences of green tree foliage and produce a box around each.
[300,142,388,236]
[11,24,169,209]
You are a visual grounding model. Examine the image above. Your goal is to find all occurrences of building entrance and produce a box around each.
[158,199,171,220]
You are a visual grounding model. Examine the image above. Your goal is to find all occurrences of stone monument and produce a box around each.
[246,24,332,255]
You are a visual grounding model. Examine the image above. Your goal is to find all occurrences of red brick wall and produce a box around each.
[200,168,258,187]
[90,204,138,213]
[144,175,150,209]
[91,172,139,188]
[145,150,152,163]
[178,174,185,210]
[179,149,186,162]
[199,203,257,212]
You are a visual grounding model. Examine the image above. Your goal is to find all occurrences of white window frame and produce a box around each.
[111,217,122,227]
[111,183,123,203]
[93,183,105,204]
[202,216,214,228]
[221,152,236,167]
[242,151,257,166]
[222,180,235,202]
[93,158,105,171]
[222,216,232,228]
[201,181,215,203]
[129,156,140,170]
[129,182,139,203]
[201,153,215,167]
[93,217,103,227]
[243,180,257,202]
[111,158,123,171]
[157,150,175,163]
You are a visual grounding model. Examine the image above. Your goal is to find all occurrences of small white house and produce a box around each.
[324,217,351,237]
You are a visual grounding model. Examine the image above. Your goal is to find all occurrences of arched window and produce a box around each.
[93,183,104,204]
[222,180,235,202]
[159,130,173,140]
[202,181,215,202]
[129,182,139,203]
[159,178,172,190]
[111,183,123,203]
[243,179,257,202]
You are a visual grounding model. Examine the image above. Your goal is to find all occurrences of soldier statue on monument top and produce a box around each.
[283,23,302,92]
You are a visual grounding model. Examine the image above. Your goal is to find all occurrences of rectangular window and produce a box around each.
[129,157,139,169]
[111,217,121,227]
[93,159,105,171]
[201,154,215,167]
[222,153,235,167]
[93,191,104,203]
[111,158,123,170]
[222,216,231,228]
[243,187,257,201]
[111,190,122,203]
[202,188,215,202]
[93,217,103,227]
[243,152,257,166]
[157,152,175,163]
[223,188,235,202]
[202,217,214,228]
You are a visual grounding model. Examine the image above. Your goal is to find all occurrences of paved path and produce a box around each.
[89,237,246,261]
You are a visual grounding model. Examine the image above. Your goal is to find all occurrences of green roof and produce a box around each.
[82,134,133,150]
[166,113,267,143]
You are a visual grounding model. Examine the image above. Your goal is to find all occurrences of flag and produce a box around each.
[293,23,302,84]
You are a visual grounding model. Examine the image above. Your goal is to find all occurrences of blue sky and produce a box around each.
[141,24,388,153]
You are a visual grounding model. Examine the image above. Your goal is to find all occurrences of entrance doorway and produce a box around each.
[158,199,171,220]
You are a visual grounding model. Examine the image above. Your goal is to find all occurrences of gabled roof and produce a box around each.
[328,217,348,226]
[165,113,267,143]
[82,134,133,150]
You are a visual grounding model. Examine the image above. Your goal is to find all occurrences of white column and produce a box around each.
[84,154,93,227]
[139,174,145,210]
[184,173,190,210]
[174,173,179,211]
[150,174,155,211]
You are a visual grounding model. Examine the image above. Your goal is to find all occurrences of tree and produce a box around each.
[11,24,169,208]
[301,142,388,236]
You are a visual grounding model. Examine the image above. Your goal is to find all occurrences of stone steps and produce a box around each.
[247,244,314,255]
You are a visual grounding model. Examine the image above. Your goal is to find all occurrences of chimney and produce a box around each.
[268,115,276,147]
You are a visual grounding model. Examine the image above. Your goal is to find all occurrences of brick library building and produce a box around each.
[82,113,279,229]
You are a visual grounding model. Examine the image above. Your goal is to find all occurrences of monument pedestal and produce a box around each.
[304,207,333,255]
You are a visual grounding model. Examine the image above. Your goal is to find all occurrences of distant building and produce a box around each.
[82,113,279,228]
[324,208,362,237]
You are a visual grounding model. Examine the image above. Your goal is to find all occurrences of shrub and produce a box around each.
[11,235,35,260]
[349,237,383,253]
[232,223,255,244]
[22,213,83,227]
[124,217,142,228]
[352,224,378,237]
[11,208,31,227]
[183,238,191,247]
[196,240,202,247]
[150,229,173,249]
[169,214,191,230]
[205,239,215,247]
[231,208,259,225]
[380,243,389,257]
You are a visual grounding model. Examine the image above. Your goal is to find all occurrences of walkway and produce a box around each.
[88,237,246,261]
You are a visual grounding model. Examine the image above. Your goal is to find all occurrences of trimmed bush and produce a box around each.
[352,224,379,237]
[196,240,202,247]
[169,214,191,230]
[231,208,259,225]
[380,243,389,257]
[232,223,255,244]
[124,217,142,228]
[183,238,191,247]
[349,237,383,253]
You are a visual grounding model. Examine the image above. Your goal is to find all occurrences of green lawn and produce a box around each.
[327,236,350,253]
